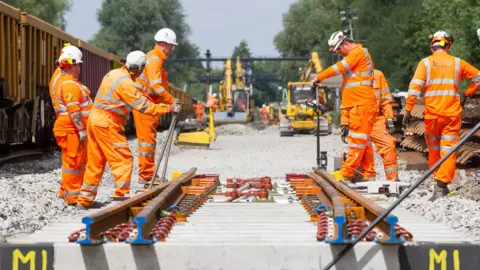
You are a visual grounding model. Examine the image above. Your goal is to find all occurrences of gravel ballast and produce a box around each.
[1,123,480,242]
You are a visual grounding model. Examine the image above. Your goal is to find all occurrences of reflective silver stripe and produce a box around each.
[139,142,156,148]
[441,135,456,141]
[96,92,127,106]
[82,183,98,192]
[333,65,341,75]
[150,79,162,86]
[340,60,352,76]
[94,103,128,117]
[385,167,398,173]
[65,191,80,196]
[58,112,68,116]
[113,142,129,148]
[425,135,439,141]
[423,58,431,84]
[147,56,161,62]
[81,110,91,116]
[424,90,458,97]
[115,181,130,189]
[348,131,370,140]
[62,167,82,175]
[152,86,166,94]
[349,143,368,149]
[138,152,155,157]
[472,73,480,84]
[80,100,91,107]
[135,82,146,91]
[138,101,151,113]
[362,48,373,73]
[410,79,425,86]
[343,80,373,88]
[138,180,149,185]
[429,78,455,85]
[430,145,440,151]
[382,96,393,101]
[454,57,460,87]
[51,72,62,98]
[375,91,381,98]
[440,146,452,152]
[380,88,390,94]
[80,191,95,199]
[66,102,80,107]
[408,89,421,96]
[129,96,147,108]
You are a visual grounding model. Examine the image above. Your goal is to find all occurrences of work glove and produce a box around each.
[402,111,411,129]
[170,99,183,113]
[341,125,349,144]
[78,130,87,143]
[386,118,395,134]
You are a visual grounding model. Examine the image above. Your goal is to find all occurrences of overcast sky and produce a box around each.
[64,0,298,60]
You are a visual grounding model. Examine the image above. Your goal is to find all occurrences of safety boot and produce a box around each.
[428,181,449,202]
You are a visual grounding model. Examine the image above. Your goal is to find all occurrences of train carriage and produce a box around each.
[0,1,196,150]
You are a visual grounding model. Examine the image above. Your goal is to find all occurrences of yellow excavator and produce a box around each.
[214,57,254,125]
[173,107,216,149]
[279,52,341,137]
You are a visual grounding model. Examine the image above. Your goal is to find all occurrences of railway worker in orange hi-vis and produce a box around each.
[52,47,93,205]
[77,51,182,208]
[366,69,400,181]
[194,102,204,122]
[133,28,178,188]
[206,93,219,112]
[310,29,379,183]
[403,30,480,201]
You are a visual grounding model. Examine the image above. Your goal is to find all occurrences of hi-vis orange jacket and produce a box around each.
[135,47,175,105]
[316,44,377,109]
[52,73,92,132]
[406,51,480,116]
[49,68,62,104]
[373,69,394,119]
[94,67,171,126]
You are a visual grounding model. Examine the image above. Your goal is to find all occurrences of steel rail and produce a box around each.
[131,167,197,244]
[77,182,172,244]
[309,172,347,243]
[314,168,405,244]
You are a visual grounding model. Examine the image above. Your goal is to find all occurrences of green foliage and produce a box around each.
[4,0,72,29]
[91,0,205,101]
[274,0,480,96]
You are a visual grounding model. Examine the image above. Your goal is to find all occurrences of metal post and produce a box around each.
[205,49,212,102]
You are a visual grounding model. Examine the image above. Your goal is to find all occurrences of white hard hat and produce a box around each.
[58,46,83,64]
[328,30,348,52]
[154,28,178,45]
[212,93,217,97]
[262,104,266,107]
[477,29,480,43]
[125,50,146,71]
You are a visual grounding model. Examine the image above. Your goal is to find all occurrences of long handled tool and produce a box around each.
[148,114,178,190]
[323,121,480,270]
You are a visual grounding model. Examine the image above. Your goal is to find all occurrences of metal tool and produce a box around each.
[323,120,480,270]
[148,114,178,190]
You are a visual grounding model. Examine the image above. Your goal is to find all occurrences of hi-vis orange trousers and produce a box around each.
[77,110,132,207]
[362,115,399,181]
[341,105,378,179]
[424,113,461,184]
[132,109,159,185]
[54,131,87,205]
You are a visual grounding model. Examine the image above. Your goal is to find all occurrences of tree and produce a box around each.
[3,0,72,29]
[232,39,252,58]
[91,0,206,101]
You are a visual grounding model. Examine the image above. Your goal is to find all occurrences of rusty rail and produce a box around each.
[77,168,196,244]
[313,168,410,244]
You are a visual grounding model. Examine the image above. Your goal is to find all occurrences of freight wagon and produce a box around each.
[0,1,196,150]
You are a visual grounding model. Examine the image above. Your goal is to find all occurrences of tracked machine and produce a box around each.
[174,107,216,149]
[279,53,341,137]
[214,57,254,125]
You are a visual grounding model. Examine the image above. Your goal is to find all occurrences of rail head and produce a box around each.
[78,167,197,245]
[313,168,405,244]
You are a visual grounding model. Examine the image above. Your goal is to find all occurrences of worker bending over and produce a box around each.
[311,30,378,183]
[194,103,205,122]
[403,30,480,201]
[367,69,399,181]
[52,47,92,205]
[77,51,182,208]
[133,28,177,188]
